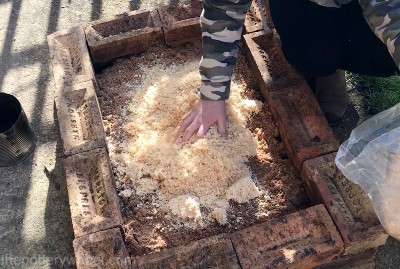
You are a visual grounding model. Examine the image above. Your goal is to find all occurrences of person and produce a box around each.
[176,0,400,142]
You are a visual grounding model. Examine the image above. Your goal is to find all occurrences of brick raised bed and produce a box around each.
[85,9,164,66]
[241,30,303,97]
[54,80,106,156]
[267,82,339,171]
[157,0,203,46]
[48,3,386,268]
[47,26,96,96]
[73,228,131,268]
[64,148,122,237]
[132,234,240,268]
[302,153,388,255]
[244,0,274,34]
[231,204,343,269]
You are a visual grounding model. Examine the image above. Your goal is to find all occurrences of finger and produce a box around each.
[174,114,195,141]
[174,126,185,142]
[196,121,213,138]
[181,110,192,122]
[182,120,200,142]
[216,117,228,138]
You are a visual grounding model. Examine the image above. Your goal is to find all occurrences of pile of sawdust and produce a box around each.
[107,59,270,227]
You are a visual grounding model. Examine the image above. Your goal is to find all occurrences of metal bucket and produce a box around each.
[0,93,36,167]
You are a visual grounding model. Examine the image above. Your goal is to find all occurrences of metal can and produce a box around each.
[0,93,36,167]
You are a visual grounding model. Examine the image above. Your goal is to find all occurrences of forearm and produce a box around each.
[359,0,400,71]
[199,0,251,100]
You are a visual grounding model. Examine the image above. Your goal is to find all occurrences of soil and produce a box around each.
[96,40,309,256]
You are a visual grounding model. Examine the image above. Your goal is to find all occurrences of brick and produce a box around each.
[85,9,164,65]
[230,204,344,269]
[55,80,106,156]
[133,234,240,269]
[352,262,375,269]
[47,26,95,96]
[244,4,263,34]
[242,30,303,99]
[158,1,202,46]
[244,0,274,34]
[268,83,339,171]
[302,153,388,255]
[64,148,122,237]
[73,228,131,269]
[315,248,376,269]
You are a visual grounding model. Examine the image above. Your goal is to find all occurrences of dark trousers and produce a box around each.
[269,0,398,78]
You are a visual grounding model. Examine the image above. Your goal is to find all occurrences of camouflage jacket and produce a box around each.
[199,0,400,100]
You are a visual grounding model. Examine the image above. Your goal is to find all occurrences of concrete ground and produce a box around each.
[0,0,398,268]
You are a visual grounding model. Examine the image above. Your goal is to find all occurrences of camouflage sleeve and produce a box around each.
[199,0,252,101]
[359,0,400,72]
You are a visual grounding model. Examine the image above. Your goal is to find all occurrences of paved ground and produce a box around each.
[0,0,399,268]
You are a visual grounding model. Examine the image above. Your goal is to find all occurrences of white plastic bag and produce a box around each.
[335,103,400,240]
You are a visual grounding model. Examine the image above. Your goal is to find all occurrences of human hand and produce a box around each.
[175,100,227,143]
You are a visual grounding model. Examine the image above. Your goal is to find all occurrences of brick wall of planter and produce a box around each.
[47,1,387,268]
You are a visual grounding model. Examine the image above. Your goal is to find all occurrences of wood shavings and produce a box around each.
[96,43,309,255]
[168,195,202,228]
[110,59,263,227]
[226,176,261,203]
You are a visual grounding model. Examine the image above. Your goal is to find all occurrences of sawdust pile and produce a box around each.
[107,60,270,227]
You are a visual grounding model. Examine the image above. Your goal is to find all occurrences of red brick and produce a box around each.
[242,29,337,172]
[64,148,122,237]
[158,1,202,46]
[268,83,339,170]
[47,26,95,96]
[132,234,240,269]
[244,0,274,34]
[55,80,106,157]
[242,30,303,99]
[302,153,388,255]
[85,9,164,65]
[315,248,376,269]
[73,228,131,269]
[230,204,344,269]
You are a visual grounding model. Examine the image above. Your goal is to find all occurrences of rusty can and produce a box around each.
[0,93,36,167]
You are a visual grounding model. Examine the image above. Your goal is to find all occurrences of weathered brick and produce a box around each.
[47,26,95,96]
[302,153,388,255]
[244,0,274,34]
[85,9,164,65]
[158,1,202,46]
[55,80,106,156]
[267,83,339,171]
[244,5,263,34]
[315,248,376,269]
[73,228,131,269]
[132,234,240,269]
[230,204,344,269]
[352,262,375,269]
[242,30,303,99]
[64,148,122,237]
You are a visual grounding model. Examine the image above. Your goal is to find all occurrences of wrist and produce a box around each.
[200,93,229,101]
[199,82,231,101]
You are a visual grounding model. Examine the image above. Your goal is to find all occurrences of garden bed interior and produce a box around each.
[96,40,310,256]
[47,2,388,267]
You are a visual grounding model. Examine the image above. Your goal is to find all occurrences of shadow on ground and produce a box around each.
[0,0,399,268]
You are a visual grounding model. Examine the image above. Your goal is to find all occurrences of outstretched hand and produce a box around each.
[175,100,227,143]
